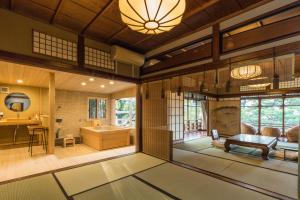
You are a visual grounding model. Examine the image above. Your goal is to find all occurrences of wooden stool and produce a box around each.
[27,125,48,156]
[63,137,75,147]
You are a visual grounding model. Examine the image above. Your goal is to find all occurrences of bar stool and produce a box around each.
[27,125,48,156]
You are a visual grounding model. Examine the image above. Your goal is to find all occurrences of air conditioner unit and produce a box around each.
[111,45,145,67]
[0,87,9,94]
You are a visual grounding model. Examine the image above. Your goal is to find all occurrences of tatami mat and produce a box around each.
[0,174,66,200]
[173,148,234,174]
[73,176,172,200]
[173,137,212,151]
[55,153,165,196]
[136,163,276,200]
[198,147,298,175]
[222,162,298,199]
[174,148,297,199]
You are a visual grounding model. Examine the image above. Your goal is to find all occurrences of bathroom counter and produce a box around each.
[0,119,41,146]
[0,119,40,126]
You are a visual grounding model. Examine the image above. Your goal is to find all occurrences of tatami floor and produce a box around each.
[0,144,136,183]
[0,152,283,200]
[173,137,298,199]
[0,139,298,200]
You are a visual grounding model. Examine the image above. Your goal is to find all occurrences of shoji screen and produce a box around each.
[142,81,172,160]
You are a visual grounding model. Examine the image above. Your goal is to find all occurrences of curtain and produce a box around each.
[201,101,207,130]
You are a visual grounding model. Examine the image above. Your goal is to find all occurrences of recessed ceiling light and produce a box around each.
[89,78,95,82]
[109,81,114,85]
[100,85,105,88]
[17,80,23,84]
[81,82,87,86]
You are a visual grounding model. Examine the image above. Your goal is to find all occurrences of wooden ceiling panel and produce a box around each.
[30,0,60,10]
[183,10,211,29]
[14,0,55,22]
[101,0,123,25]
[236,0,263,8]
[55,14,87,32]
[86,17,124,41]
[0,61,135,94]
[9,0,265,53]
[70,0,111,14]
[113,28,148,46]
[0,0,10,9]
[59,0,96,25]
[135,23,191,51]
[205,0,241,21]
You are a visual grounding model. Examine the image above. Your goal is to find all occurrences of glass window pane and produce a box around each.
[261,106,283,129]
[284,106,300,130]
[98,99,106,118]
[241,106,259,130]
[241,99,258,107]
[284,97,300,105]
[88,98,97,119]
[261,98,283,106]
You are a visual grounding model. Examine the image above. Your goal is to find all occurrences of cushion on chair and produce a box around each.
[271,150,298,161]
[261,127,281,138]
[285,126,299,142]
[211,139,225,149]
[241,123,257,135]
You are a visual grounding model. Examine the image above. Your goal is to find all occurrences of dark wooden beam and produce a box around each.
[81,0,115,35]
[77,35,85,67]
[0,49,138,83]
[108,27,128,43]
[212,24,221,62]
[223,15,300,53]
[141,41,300,83]
[125,0,220,47]
[50,0,65,24]
[9,0,15,10]
[146,0,273,59]
[136,84,143,152]
[141,42,212,74]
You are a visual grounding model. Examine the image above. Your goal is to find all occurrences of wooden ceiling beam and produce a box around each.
[141,41,300,83]
[9,0,15,10]
[50,0,65,24]
[132,0,220,47]
[81,0,115,35]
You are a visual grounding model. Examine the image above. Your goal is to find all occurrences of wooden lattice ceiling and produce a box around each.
[0,0,264,53]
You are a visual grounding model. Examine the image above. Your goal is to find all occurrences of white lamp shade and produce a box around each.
[119,0,186,34]
[231,65,262,80]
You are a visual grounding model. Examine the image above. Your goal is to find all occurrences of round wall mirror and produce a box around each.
[4,93,31,112]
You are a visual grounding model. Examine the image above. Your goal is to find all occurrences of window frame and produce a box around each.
[115,97,136,127]
[87,97,107,120]
[241,96,300,136]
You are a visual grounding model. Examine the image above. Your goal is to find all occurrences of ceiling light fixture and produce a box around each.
[119,0,186,34]
[248,83,271,88]
[231,65,262,80]
[17,80,23,84]
[89,78,95,82]
[81,82,87,86]
[100,85,105,88]
[109,81,115,85]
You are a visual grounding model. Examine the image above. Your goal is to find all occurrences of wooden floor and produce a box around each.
[0,144,136,183]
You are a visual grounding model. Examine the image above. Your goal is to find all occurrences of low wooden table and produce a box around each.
[224,134,277,160]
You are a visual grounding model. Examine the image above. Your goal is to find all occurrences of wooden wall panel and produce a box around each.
[208,99,241,136]
[223,16,300,52]
[142,81,172,160]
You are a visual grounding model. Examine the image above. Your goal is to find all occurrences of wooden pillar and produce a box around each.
[48,72,55,154]
[77,35,85,67]
[212,24,221,63]
[136,84,143,152]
